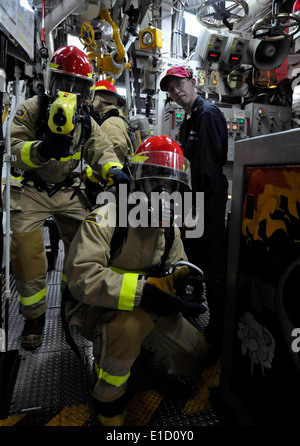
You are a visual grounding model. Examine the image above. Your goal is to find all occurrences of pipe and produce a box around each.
[234,0,272,30]
[41,0,46,46]
[171,0,185,58]
[3,64,21,339]
[44,0,89,35]
[99,9,126,65]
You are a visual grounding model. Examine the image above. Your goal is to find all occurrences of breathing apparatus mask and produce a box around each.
[126,135,191,228]
[134,177,180,227]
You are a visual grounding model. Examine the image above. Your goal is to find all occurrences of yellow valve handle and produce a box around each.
[79,22,97,51]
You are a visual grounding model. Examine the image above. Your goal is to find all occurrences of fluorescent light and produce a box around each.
[183,11,202,38]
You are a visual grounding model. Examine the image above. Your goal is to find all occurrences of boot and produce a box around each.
[93,394,128,426]
[97,411,126,427]
[21,313,45,349]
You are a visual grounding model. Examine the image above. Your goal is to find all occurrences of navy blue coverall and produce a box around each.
[179,95,228,353]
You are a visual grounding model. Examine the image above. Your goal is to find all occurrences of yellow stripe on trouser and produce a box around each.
[95,363,130,387]
[10,231,48,318]
[18,287,46,306]
[91,308,156,403]
[118,273,139,311]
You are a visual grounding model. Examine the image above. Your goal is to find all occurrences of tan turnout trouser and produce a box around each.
[7,180,90,319]
[67,305,208,403]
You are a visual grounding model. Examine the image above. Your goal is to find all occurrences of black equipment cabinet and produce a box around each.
[221,128,300,425]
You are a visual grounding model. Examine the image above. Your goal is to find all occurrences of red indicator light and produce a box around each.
[207,51,221,61]
[230,54,242,64]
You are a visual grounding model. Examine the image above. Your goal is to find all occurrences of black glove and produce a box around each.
[141,282,183,317]
[105,168,131,189]
[140,267,187,316]
[38,132,73,161]
[82,168,102,192]
[141,267,207,317]
[141,284,207,317]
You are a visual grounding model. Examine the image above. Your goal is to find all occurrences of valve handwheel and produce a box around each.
[79,22,97,51]
[196,0,249,30]
[252,13,300,40]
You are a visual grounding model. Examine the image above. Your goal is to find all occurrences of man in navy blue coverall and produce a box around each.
[160,66,228,359]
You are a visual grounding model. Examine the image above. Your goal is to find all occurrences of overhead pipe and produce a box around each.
[99,9,126,65]
[86,8,130,80]
[171,0,185,59]
[234,0,272,30]
[44,0,89,37]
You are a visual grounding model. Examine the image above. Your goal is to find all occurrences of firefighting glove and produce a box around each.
[38,132,73,161]
[141,267,193,317]
[105,168,131,189]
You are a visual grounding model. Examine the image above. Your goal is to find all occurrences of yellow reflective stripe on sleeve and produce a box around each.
[102,162,123,179]
[18,287,46,306]
[21,142,40,167]
[109,266,147,276]
[86,166,98,183]
[61,273,67,284]
[59,152,81,161]
[118,273,139,311]
[20,143,81,165]
[95,364,130,387]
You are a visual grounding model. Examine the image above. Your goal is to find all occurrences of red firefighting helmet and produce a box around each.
[94,80,125,106]
[47,45,95,103]
[128,135,191,189]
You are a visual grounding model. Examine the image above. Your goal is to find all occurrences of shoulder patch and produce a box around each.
[85,204,117,227]
[15,109,27,119]
[85,211,106,226]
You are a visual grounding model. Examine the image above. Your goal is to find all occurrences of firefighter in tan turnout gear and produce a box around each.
[92,80,134,163]
[82,80,134,203]
[64,135,208,426]
[8,45,129,349]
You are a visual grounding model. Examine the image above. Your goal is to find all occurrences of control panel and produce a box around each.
[162,103,185,142]
[245,103,292,137]
[220,107,251,161]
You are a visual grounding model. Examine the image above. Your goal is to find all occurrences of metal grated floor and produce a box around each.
[0,227,224,427]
